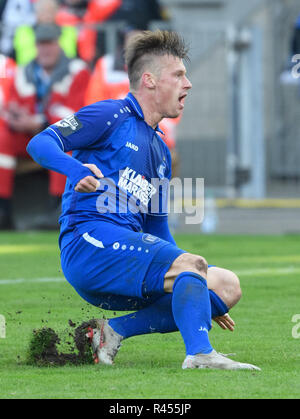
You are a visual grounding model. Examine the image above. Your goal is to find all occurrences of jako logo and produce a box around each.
[126,141,139,152]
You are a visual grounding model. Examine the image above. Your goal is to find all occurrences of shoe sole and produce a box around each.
[86,327,99,364]
[182,354,261,371]
[183,362,260,370]
[86,322,109,365]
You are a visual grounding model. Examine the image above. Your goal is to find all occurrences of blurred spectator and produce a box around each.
[108,0,169,31]
[0,54,16,120]
[56,0,122,65]
[0,23,90,230]
[85,30,180,178]
[291,14,300,57]
[0,0,36,58]
[95,0,170,59]
[0,54,16,229]
[13,0,78,66]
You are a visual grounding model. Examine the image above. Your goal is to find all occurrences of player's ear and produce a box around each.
[142,72,156,89]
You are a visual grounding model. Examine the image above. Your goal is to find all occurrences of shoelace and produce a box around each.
[218,352,236,358]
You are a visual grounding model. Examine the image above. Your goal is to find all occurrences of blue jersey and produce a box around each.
[43,93,172,249]
[27,94,216,309]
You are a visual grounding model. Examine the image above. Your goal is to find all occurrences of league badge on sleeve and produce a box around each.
[54,115,83,136]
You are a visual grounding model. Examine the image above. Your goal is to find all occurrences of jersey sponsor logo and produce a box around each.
[125,141,139,152]
[118,166,157,207]
[54,115,83,136]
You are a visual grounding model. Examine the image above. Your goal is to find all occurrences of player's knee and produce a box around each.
[180,253,208,276]
[216,270,242,309]
[164,253,208,293]
[196,255,208,276]
[171,252,208,277]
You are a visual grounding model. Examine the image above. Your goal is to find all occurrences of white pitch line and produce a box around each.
[0,277,64,285]
[0,266,299,285]
[234,266,300,276]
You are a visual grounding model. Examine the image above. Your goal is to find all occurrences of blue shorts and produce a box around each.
[61,221,185,308]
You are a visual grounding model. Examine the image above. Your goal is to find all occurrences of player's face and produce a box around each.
[154,55,192,119]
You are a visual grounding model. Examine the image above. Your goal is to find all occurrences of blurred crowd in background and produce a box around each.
[1,0,300,234]
[0,0,180,230]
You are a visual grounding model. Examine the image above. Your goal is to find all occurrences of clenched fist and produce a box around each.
[75,164,104,193]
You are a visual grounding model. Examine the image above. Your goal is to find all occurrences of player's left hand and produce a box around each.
[212,313,235,331]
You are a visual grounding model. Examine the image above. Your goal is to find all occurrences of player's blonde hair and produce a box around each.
[124,30,189,90]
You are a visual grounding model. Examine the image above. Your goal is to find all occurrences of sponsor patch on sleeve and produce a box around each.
[54,115,83,136]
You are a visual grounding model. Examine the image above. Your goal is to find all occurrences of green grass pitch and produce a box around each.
[0,231,300,399]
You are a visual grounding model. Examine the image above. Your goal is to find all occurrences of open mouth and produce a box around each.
[178,93,187,106]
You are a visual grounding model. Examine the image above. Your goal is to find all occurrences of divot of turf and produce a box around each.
[26,319,98,366]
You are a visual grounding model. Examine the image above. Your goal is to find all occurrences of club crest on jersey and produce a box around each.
[55,115,83,136]
[158,161,167,179]
[142,234,160,244]
[118,167,157,207]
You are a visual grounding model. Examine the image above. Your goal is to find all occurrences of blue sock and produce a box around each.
[171,272,213,355]
[108,289,228,339]
[209,289,228,318]
[108,294,175,338]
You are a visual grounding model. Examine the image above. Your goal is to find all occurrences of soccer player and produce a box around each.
[27,30,260,371]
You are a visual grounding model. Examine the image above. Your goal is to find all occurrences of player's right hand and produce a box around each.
[75,164,104,193]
